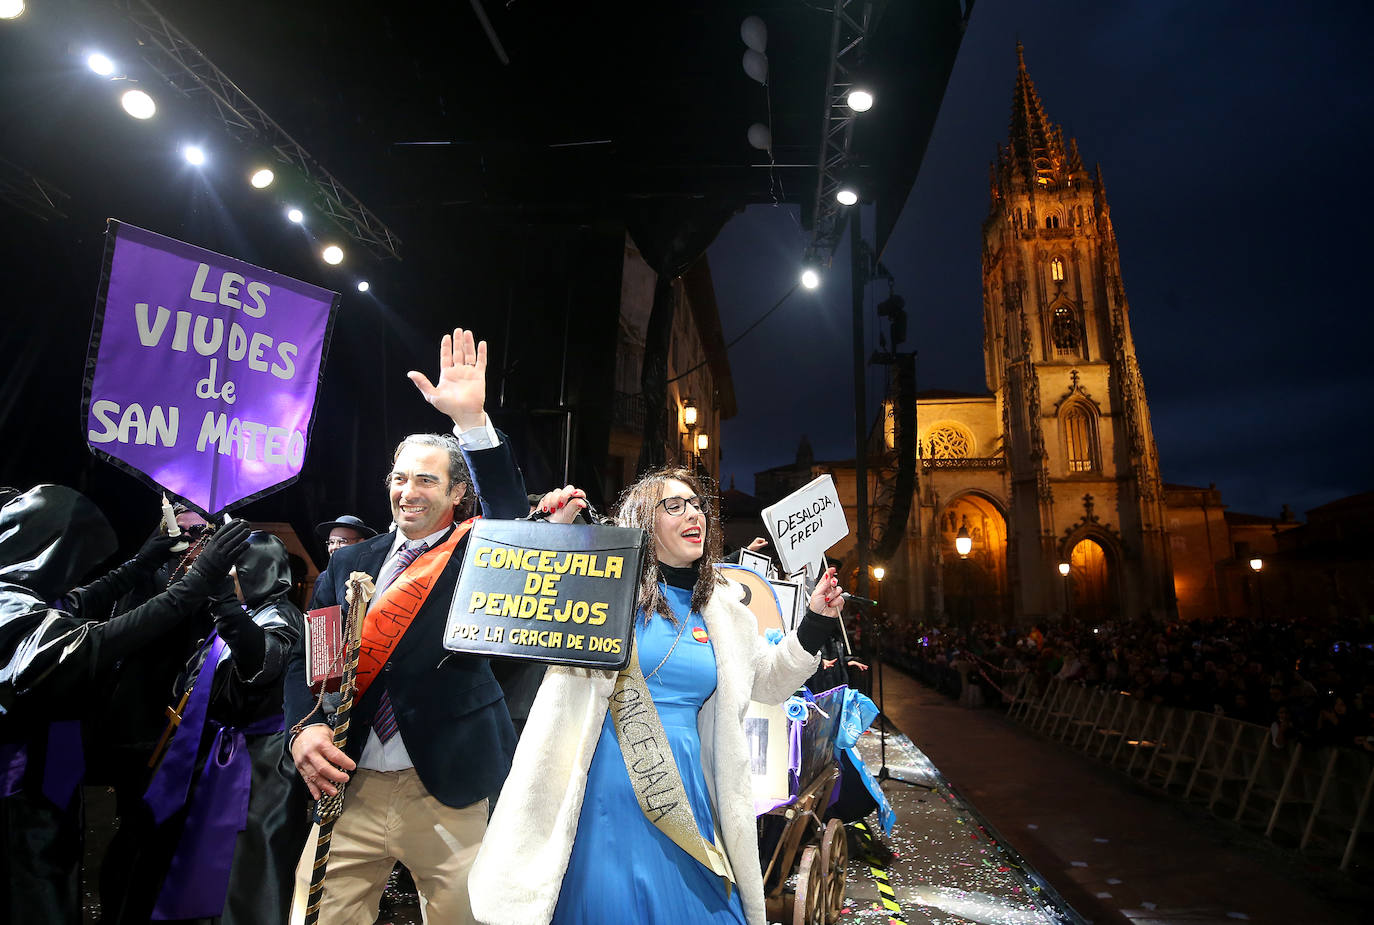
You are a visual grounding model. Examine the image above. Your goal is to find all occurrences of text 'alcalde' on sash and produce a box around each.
[353,519,474,699]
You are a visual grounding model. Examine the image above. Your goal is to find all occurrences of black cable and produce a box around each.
[666,281,801,384]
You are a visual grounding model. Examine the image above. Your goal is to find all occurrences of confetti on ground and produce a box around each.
[1070,861,1088,868]
[1141,901,1157,910]
[1093,837,1109,844]
[1106,878,1122,885]
[1095,892,1113,899]
[1027,823,1039,830]
[840,731,1075,925]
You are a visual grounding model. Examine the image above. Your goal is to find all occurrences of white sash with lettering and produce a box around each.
[610,638,736,895]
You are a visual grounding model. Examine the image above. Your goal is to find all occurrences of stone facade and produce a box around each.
[749,46,1341,626]
[890,46,1170,624]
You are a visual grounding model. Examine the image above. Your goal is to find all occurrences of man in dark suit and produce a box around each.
[284,328,527,923]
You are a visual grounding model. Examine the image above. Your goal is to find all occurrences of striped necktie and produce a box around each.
[371,540,429,743]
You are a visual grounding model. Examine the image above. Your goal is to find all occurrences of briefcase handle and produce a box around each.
[525,497,615,526]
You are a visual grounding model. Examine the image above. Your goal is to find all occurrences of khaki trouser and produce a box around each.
[290,767,487,925]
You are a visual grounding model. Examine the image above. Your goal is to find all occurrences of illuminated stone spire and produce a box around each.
[1004,43,1067,189]
[1068,137,1085,175]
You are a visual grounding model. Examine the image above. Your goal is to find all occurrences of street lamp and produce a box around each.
[953,524,973,628]
[1249,557,1265,619]
[683,398,697,428]
[1058,561,1072,621]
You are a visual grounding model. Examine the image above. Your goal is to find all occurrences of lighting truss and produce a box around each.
[0,157,71,222]
[110,0,403,261]
[807,0,873,265]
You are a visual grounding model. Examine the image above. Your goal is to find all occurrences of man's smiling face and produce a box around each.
[388,443,464,540]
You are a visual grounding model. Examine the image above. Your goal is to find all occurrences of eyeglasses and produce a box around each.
[656,495,708,517]
[326,537,361,549]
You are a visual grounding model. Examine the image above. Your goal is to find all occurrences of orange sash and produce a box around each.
[354,518,476,699]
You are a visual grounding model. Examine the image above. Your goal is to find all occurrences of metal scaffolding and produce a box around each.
[0,157,71,223]
[807,0,873,266]
[111,0,403,261]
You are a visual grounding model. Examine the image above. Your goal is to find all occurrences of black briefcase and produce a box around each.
[443,517,646,670]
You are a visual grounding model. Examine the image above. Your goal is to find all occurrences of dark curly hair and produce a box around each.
[614,467,725,625]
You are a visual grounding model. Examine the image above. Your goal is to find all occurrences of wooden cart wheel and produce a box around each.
[818,818,847,924]
[792,846,825,925]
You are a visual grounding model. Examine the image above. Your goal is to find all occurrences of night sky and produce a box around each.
[709,0,1374,520]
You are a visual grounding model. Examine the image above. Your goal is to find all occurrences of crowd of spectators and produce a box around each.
[880,611,1374,753]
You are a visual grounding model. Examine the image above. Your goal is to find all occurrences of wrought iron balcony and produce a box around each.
[920,456,1006,470]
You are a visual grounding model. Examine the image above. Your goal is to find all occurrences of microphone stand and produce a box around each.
[864,602,928,789]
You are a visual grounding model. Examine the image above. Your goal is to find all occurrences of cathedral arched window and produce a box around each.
[926,424,973,459]
[1050,257,1065,282]
[1052,305,1080,357]
[1062,404,1099,473]
[1045,214,1060,229]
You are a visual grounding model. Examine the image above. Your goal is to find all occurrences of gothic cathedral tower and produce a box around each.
[982,45,1174,621]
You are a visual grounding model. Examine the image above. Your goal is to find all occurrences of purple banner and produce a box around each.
[84,221,339,516]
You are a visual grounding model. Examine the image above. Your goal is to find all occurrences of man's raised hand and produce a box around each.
[408,328,488,431]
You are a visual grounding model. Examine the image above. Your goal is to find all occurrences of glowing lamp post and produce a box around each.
[953,525,973,628]
[1058,561,1072,621]
[955,525,972,558]
[1249,557,1265,620]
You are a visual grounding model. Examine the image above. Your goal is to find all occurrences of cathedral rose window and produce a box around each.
[927,425,972,459]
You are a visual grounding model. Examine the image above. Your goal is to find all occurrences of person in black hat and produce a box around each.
[310,515,378,608]
[316,514,378,558]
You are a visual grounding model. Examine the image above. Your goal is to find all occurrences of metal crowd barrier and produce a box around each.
[996,672,1374,872]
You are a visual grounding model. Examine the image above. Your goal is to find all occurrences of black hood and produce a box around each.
[235,532,291,607]
[0,485,117,601]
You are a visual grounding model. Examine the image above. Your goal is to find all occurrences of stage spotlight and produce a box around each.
[846,88,874,112]
[121,89,156,120]
[286,207,304,224]
[357,281,370,293]
[86,53,115,76]
[183,145,206,166]
[322,245,344,265]
[0,0,25,20]
[836,186,858,206]
[250,168,274,189]
[800,267,821,290]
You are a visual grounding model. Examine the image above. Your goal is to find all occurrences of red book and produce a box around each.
[305,605,343,693]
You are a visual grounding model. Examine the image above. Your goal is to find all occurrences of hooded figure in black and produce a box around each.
[102,531,309,925]
[0,485,251,923]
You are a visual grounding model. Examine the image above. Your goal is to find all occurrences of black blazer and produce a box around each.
[284,438,528,808]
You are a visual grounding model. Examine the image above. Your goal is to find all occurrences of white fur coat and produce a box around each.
[469,577,820,925]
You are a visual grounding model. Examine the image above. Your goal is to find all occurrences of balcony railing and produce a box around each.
[921,456,1006,470]
[611,391,646,433]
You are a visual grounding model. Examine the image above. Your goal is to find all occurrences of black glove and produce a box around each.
[134,533,180,574]
[213,600,266,680]
[59,533,180,620]
[186,520,253,586]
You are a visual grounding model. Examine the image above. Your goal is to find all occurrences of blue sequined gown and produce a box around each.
[552,583,747,924]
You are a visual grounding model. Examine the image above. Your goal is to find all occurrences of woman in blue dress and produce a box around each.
[471,468,845,925]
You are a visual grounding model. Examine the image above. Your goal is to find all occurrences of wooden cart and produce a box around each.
[757,686,849,925]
